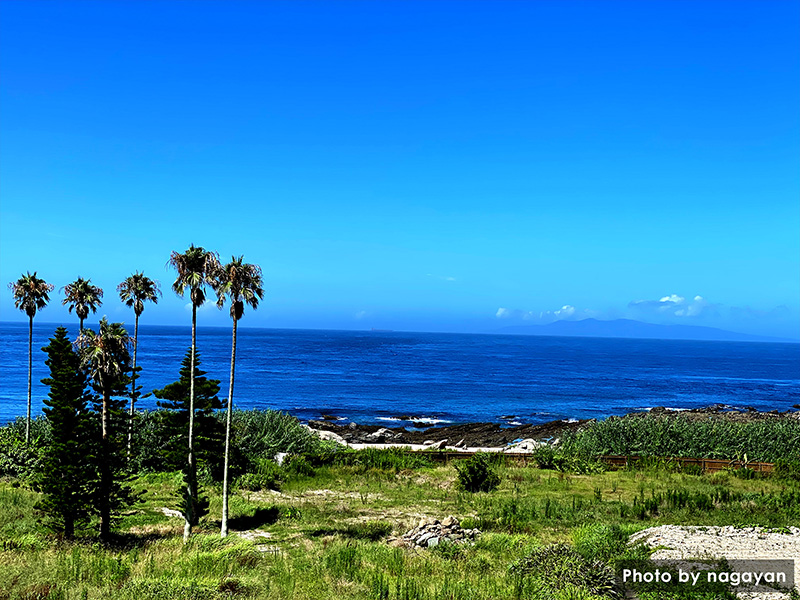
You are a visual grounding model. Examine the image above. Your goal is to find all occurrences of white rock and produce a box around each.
[313,429,347,445]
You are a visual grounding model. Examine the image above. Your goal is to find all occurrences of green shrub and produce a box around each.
[430,539,465,561]
[455,453,501,492]
[774,459,800,481]
[532,445,606,474]
[302,447,433,471]
[0,417,49,480]
[572,523,638,562]
[131,408,331,478]
[283,454,315,477]
[559,415,800,463]
[229,410,327,470]
[236,458,283,491]
[509,543,619,598]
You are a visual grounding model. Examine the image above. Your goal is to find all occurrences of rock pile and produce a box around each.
[390,516,480,548]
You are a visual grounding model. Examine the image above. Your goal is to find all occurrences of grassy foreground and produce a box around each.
[1,448,799,600]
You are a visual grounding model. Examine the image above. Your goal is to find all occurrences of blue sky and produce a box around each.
[1,1,798,338]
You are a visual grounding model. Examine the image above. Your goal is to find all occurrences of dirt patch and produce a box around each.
[301,488,384,502]
[630,525,800,599]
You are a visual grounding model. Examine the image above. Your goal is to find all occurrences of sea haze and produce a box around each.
[0,322,798,427]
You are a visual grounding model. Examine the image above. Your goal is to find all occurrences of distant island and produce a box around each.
[496,318,796,343]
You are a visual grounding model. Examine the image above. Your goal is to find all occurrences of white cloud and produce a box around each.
[497,304,578,322]
[554,305,575,317]
[629,294,719,319]
[354,310,368,320]
[659,294,685,304]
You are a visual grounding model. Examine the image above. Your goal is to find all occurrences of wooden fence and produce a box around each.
[597,455,774,474]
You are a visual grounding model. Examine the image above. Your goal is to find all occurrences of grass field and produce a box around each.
[1,448,799,600]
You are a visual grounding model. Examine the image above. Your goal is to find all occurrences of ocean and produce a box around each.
[1,321,798,427]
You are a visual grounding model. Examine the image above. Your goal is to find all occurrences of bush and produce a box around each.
[302,447,433,471]
[455,453,501,493]
[236,458,283,491]
[559,415,800,463]
[0,417,49,480]
[130,408,331,478]
[532,446,606,474]
[283,454,315,477]
[572,523,638,562]
[229,410,327,471]
[509,543,619,598]
[774,459,800,481]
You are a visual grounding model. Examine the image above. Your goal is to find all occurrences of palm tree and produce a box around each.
[168,245,220,541]
[62,277,103,331]
[77,317,133,541]
[8,272,55,444]
[216,256,263,538]
[117,272,161,455]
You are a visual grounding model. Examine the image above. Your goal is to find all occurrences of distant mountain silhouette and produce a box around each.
[496,318,794,343]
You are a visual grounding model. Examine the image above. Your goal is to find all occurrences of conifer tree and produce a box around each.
[153,348,224,526]
[35,327,97,538]
[77,318,138,541]
[168,245,220,540]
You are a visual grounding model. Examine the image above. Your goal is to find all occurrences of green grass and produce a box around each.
[0,449,798,600]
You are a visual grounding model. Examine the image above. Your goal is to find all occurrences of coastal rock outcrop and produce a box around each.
[389,516,480,548]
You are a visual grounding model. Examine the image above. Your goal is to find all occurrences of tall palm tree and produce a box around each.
[77,317,132,541]
[62,277,103,331]
[117,272,161,455]
[168,245,220,541]
[8,272,55,444]
[216,256,263,538]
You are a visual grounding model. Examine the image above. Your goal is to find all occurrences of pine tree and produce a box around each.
[77,318,139,541]
[153,349,224,530]
[35,327,97,538]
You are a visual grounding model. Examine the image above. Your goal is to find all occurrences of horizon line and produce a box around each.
[1,319,797,345]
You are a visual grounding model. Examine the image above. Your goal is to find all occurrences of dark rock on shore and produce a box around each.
[308,405,800,449]
[308,417,591,447]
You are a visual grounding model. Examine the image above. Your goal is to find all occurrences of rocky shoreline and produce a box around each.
[307,405,800,449]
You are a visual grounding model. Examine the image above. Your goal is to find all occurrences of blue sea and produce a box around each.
[1,321,798,427]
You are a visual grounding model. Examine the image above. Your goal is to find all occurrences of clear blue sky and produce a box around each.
[1,1,798,338]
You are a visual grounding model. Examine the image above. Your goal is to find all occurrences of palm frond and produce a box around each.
[77,317,132,388]
[168,245,220,305]
[215,256,265,320]
[61,277,104,318]
[117,272,161,316]
[8,271,55,318]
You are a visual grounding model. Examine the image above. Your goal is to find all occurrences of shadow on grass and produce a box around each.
[306,521,392,542]
[227,507,281,530]
[101,531,177,550]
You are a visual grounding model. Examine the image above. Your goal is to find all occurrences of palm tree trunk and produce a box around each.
[221,316,238,538]
[25,316,32,445]
[100,389,111,541]
[184,304,198,542]
[127,313,139,459]
[79,316,84,332]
